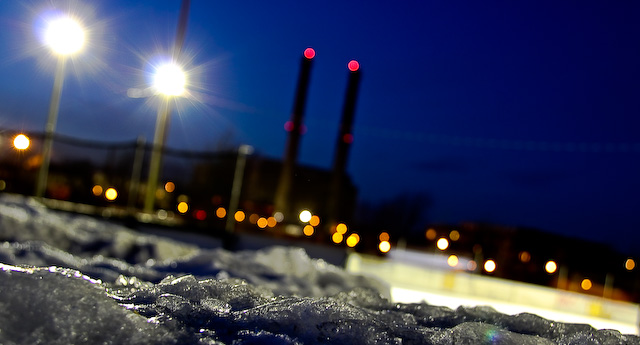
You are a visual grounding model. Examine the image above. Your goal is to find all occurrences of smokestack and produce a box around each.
[327,60,361,228]
[274,48,315,220]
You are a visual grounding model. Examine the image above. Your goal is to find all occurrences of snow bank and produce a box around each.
[0,194,638,344]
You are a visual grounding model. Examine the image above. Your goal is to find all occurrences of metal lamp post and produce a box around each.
[35,16,85,198]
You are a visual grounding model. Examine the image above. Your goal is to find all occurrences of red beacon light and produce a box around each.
[303,48,316,59]
[347,60,359,72]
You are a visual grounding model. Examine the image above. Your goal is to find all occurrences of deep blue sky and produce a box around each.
[1,1,639,253]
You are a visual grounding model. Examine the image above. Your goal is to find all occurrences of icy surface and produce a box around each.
[0,194,638,344]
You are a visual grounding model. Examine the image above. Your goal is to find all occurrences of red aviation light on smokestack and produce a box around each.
[303,48,316,60]
[347,60,359,72]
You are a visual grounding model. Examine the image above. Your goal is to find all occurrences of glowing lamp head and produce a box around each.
[45,16,85,55]
[153,63,186,96]
[303,48,315,59]
[348,60,359,72]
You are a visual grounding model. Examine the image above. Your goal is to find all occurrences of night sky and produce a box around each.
[0,1,639,253]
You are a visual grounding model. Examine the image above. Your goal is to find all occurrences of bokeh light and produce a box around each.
[303,225,314,236]
[332,232,343,244]
[309,215,320,227]
[379,240,391,253]
[91,185,103,196]
[447,255,459,267]
[425,228,436,241]
[299,210,312,223]
[303,48,315,59]
[581,278,593,291]
[484,259,496,273]
[519,251,531,263]
[347,60,359,72]
[13,134,30,150]
[336,223,348,234]
[346,233,360,248]
[104,188,117,201]
[177,201,189,214]
[379,232,390,242]
[436,238,449,251]
[234,211,245,222]
[545,260,557,274]
[267,217,277,228]
[625,258,635,271]
[195,210,206,221]
[257,217,268,229]
[216,207,226,218]
[164,181,175,193]
[449,230,460,241]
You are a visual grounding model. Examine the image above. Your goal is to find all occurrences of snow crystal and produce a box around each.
[0,194,638,344]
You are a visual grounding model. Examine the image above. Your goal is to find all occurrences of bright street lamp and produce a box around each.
[35,15,85,198]
[143,62,187,212]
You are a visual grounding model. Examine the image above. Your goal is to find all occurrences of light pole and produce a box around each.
[143,62,186,213]
[35,16,85,198]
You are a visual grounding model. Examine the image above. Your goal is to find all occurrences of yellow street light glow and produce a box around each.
[91,185,103,196]
[346,233,360,248]
[625,258,636,271]
[164,181,175,193]
[336,223,348,234]
[309,215,320,227]
[379,232,390,242]
[447,255,459,267]
[13,134,30,150]
[545,260,558,274]
[332,232,344,244]
[104,187,117,201]
[234,210,246,222]
[484,259,496,273]
[299,210,312,223]
[379,240,391,253]
[45,16,85,55]
[581,278,592,291]
[153,62,186,96]
[436,238,449,251]
[257,217,268,229]
[216,207,226,218]
[303,225,314,236]
[267,217,277,228]
[177,201,189,214]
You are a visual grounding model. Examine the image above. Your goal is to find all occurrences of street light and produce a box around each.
[143,61,186,212]
[35,15,85,198]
